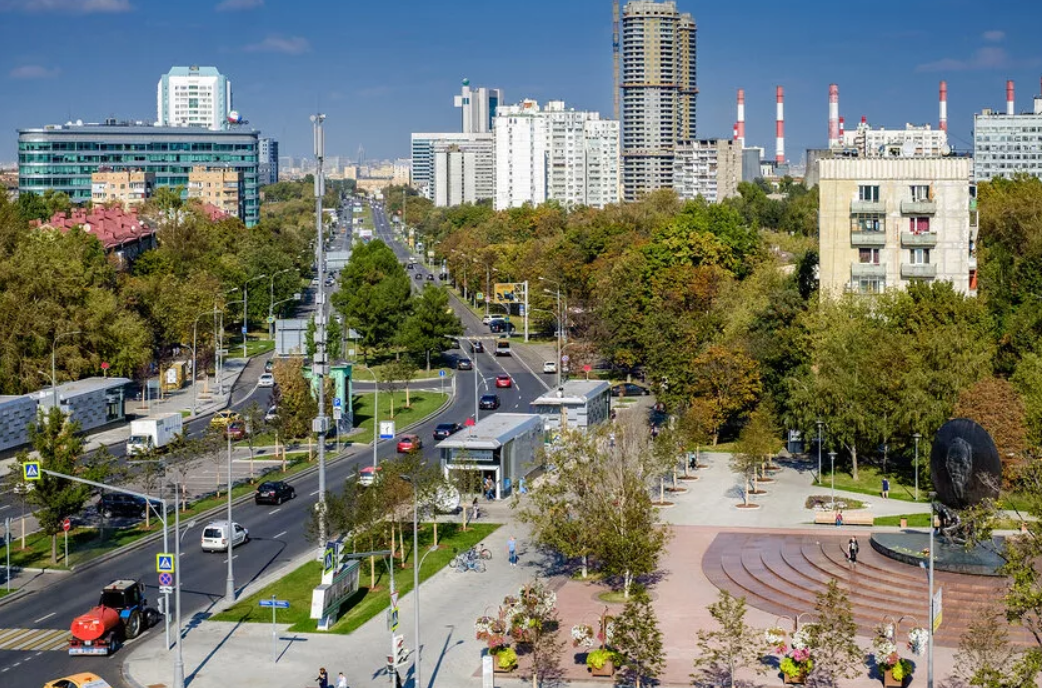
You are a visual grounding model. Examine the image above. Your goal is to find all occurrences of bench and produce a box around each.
[813,510,875,527]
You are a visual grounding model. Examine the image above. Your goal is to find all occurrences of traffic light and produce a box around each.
[390,634,409,668]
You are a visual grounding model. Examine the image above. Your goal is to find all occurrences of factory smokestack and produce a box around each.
[776,86,785,164]
[839,116,845,142]
[939,80,948,132]
[737,89,746,149]
[1007,79,1015,115]
[828,83,840,147]
[733,123,738,141]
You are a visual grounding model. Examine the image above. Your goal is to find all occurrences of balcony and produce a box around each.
[851,263,886,279]
[900,264,937,279]
[850,231,887,247]
[900,199,937,214]
[851,200,886,214]
[900,232,938,247]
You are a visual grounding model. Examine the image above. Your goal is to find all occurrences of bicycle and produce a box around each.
[449,548,477,569]
[476,544,492,560]
[456,558,486,573]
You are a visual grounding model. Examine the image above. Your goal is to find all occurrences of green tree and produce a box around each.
[1012,353,1042,446]
[956,603,1040,688]
[692,590,766,688]
[332,240,413,360]
[612,587,665,688]
[805,580,862,688]
[730,403,778,505]
[690,346,762,445]
[397,286,463,369]
[271,357,316,439]
[954,377,1029,484]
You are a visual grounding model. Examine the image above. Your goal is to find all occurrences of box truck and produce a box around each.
[126,413,183,455]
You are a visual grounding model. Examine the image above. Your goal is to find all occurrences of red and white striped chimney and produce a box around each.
[939,81,948,132]
[775,86,785,164]
[1007,80,1015,115]
[828,83,840,147]
[839,116,845,142]
[733,123,738,141]
[736,89,746,149]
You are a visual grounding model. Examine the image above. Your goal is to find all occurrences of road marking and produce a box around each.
[273,531,287,539]
[32,613,55,624]
[309,490,319,497]
[268,508,281,515]
[0,628,69,651]
[224,554,239,563]
[0,504,10,510]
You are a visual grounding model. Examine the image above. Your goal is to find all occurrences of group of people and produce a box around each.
[315,668,347,688]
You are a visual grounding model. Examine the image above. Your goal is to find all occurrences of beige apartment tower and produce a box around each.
[673,139,741,202]
[818,156,977,297]
[188,166,244,219]
[90,170,155,207]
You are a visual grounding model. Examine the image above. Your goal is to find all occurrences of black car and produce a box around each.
[414,273,423,280]
[99,493,160,519]
[255,481,296,505]
[433,422,463,440]
[479,394,500,410]
[457,358,473,370]
[611,382,651,397]
[471,341,485,354]
[426,274,435,281]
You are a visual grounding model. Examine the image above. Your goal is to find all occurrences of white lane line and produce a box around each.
[273,531,287,539]
[223,554,239,563]
[0,504,10,510]
[33,613,56,624]
[268,508,282,515]
[309,490,319,497]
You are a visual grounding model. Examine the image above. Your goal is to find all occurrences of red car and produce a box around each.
[396,434,422,453]
[495,374,512,388]
[224,421,247,440]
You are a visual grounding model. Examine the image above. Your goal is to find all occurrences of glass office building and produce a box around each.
[18,121,260,226]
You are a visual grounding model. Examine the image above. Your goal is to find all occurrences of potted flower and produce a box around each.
[777,628,813,684]
[874,624,915,687]
[587,648,617,677]
[572,623,595,649]
[493,646,518,673]
[765,627,787,651]
[907,627,928,657]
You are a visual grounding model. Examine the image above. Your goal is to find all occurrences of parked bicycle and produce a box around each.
[455,557,486,573]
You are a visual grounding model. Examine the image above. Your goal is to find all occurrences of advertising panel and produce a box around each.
[493,282,525,304]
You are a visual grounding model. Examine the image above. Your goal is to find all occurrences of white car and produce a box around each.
[481,315,492,326]
[258,373,275,388]
[201,520,249,552]
[542,361,558,374]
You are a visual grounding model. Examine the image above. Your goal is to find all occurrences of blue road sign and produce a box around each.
[333,397,342,409]
[323,546,335,574]
[158,572,173,587]
[23,462,40,481]
[156,553,175,573]
[259,599,290,609]
[439,370,446,378]
[241,326,248,334]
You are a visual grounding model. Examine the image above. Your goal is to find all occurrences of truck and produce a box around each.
[125,413,183,455]
[68,580,158,656]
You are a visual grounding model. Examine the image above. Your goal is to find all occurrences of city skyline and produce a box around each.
[2,0,1041,165]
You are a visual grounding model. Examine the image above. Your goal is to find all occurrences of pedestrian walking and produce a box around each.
[315,668,329,688]
[484,477,494,501]
[507,536,517,566]
[834,510,843,527]
[847,536,859,566]
[881,477,890,499]
[336,672,347,688]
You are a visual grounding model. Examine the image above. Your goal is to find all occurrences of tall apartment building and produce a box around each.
[411,133,494,203]
[973,88,1042,182]
[621,0,697,201]
[494,100,620,210]
[258,137,279,186]
[157,66,232,131]
[673,139,741,202]
[818,155,976,297]
[188,166,244,219]
[453,79,503,134]
[18,121,260,226]
[90,170,155,207]
[392,159,411,186]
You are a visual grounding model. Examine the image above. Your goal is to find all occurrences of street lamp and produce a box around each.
[242,274,269,357]
[401,474,438,688]
[268,269,292,341]
[816,420,824,485]
[540,278,563,389]
[828,451,837,509]
[173,490,197,688]
[225,427,236,602]
[192,309,219,417]
[913,432,922,502]
[216,287,239,395]
[355,363,380,469]
[50,330,81,410]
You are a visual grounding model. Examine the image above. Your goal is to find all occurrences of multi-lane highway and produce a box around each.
[0,199,549,688]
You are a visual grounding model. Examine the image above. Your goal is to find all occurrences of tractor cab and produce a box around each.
[99,580,145,611]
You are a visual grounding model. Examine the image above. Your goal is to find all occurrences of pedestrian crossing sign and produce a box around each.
[23,461,41,481]
[156,553,175,573]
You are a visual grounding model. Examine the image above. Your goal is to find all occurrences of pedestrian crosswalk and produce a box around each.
[0,628,69,651]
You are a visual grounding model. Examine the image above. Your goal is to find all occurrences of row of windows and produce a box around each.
[858,248,931,265]
[21,154,256,165]
[20,142,256,152]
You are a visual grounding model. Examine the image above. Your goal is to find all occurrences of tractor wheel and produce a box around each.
[124,610,142,639]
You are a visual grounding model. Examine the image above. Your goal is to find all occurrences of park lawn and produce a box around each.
[875,512,1025,530]
[348,391,448,446]
[814,464,925,503]
[0,588,12,597]
[212,522,499,634]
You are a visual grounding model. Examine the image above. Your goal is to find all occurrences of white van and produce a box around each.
[200,520,249,552]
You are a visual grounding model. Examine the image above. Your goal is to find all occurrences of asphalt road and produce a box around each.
[0,200,547,688]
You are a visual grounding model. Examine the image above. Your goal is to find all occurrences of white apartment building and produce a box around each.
[818,155,976,297]
[973,91,1042,182]
[411,133,493,201]
[673,139,741,202]
[258,137,279,186]
[840,120,949,158]
[453,79,503,134]
[433,139,494,207]
[494,100,619,210]
[157,66,232,131]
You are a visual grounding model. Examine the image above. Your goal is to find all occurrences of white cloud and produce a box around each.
[243,35,310,55]
[916,46,1011,73]
[9,64,61,79]
[982,30,1005,42]
[0,0,131,13]
[215,0,262,11]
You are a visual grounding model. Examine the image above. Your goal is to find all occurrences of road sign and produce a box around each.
[241,326,248,334]
[439,369,446,378]
[323,546,336,574]
[62,518,71,532]
[583,364,592,373]
[391,591,399,608]
[464,417,476,427]
[561,354,570,364]
[475,291,485,302]
[379,420,396,440]
[388,607,399,632]
[156,553,175,573]
[159,572,173,586]
[259,599,291,609]
[333,397,342,409]
[266,316,275,324]
[519,305,525,316]
[23,461,40,481]
[932,588,943,632]
[100,362,110,371]
[159,585,174,595]
[333,409,342,421]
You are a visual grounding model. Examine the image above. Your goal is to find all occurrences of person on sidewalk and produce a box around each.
[882,477,890,499]
[846,536,859,566]
[507,536,517,566]
[315,668,329,688]
[336,672,347,688]
[834,510,843,527]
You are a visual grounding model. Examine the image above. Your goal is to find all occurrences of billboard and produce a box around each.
[493,282,525,304]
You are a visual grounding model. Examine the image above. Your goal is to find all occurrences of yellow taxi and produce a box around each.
[44,673,113,688]
[209,409,242,429]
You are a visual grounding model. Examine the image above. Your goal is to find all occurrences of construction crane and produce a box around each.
[612,0,620,121]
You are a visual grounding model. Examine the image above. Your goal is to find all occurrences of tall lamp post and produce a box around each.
[192,309,218,417]
[173,493,197,688]
[355,363,380,469]
[242,273,268,357]
[540,277,563,388]
[50,330,81,409]
[816,420,824,485]
[913,432,922,502]
[225,428,236,602]
[828,451,837,509]
[401,475,438,688]
[216,287,239,395]
[267,269,292,340]
[311,113,330,547]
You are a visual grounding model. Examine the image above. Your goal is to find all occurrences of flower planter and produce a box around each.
[590,659,615,677]
[494,663,517,674]
[783,673,808,685]
[883,668,907,688]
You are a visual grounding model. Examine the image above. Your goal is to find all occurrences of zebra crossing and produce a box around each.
[0,628,69,652]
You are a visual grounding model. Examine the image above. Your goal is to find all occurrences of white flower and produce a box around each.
[907,627,929,656]
[765,628,786,646]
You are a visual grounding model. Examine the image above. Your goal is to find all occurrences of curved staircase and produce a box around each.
[701,532,1023,648]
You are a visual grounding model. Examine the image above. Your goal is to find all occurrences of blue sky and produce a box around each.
[1,0,1041,165]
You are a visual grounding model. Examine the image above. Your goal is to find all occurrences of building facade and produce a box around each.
[818,156,976,297]
[621,0,697,201]
[188,166,244,219]
[841,120,949,158]
[453,79,503,134]
[258,137,279,186]
[673,139,741,202]
[90,170,155,207]
[18,122,260,226]
[494,100,549,210]
[410,132,493,203]
[433,141,494,207]
[973,94,1042,182]
[157,65,232,131]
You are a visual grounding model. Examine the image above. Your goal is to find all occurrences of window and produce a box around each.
[859,248,880,264]
[910,184,931,201]
[854,213,883,232]
[909,217,930,234]
[857,277,885,294]
[858,185,879,202]
[910,248,931,264]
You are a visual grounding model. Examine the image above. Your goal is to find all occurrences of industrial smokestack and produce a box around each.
[839,116,845,142]
[737,89,746,149]
[1007,80,1015,115]
[776,86,785,164]
[828,83,840,147]
[939,80,948,132]
[733,123,738,141]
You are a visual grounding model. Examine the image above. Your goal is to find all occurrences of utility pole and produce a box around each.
[225,429,235,602]
[311,113,330,547]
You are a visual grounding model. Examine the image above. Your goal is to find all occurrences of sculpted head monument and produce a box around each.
[929,418,1001,509]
